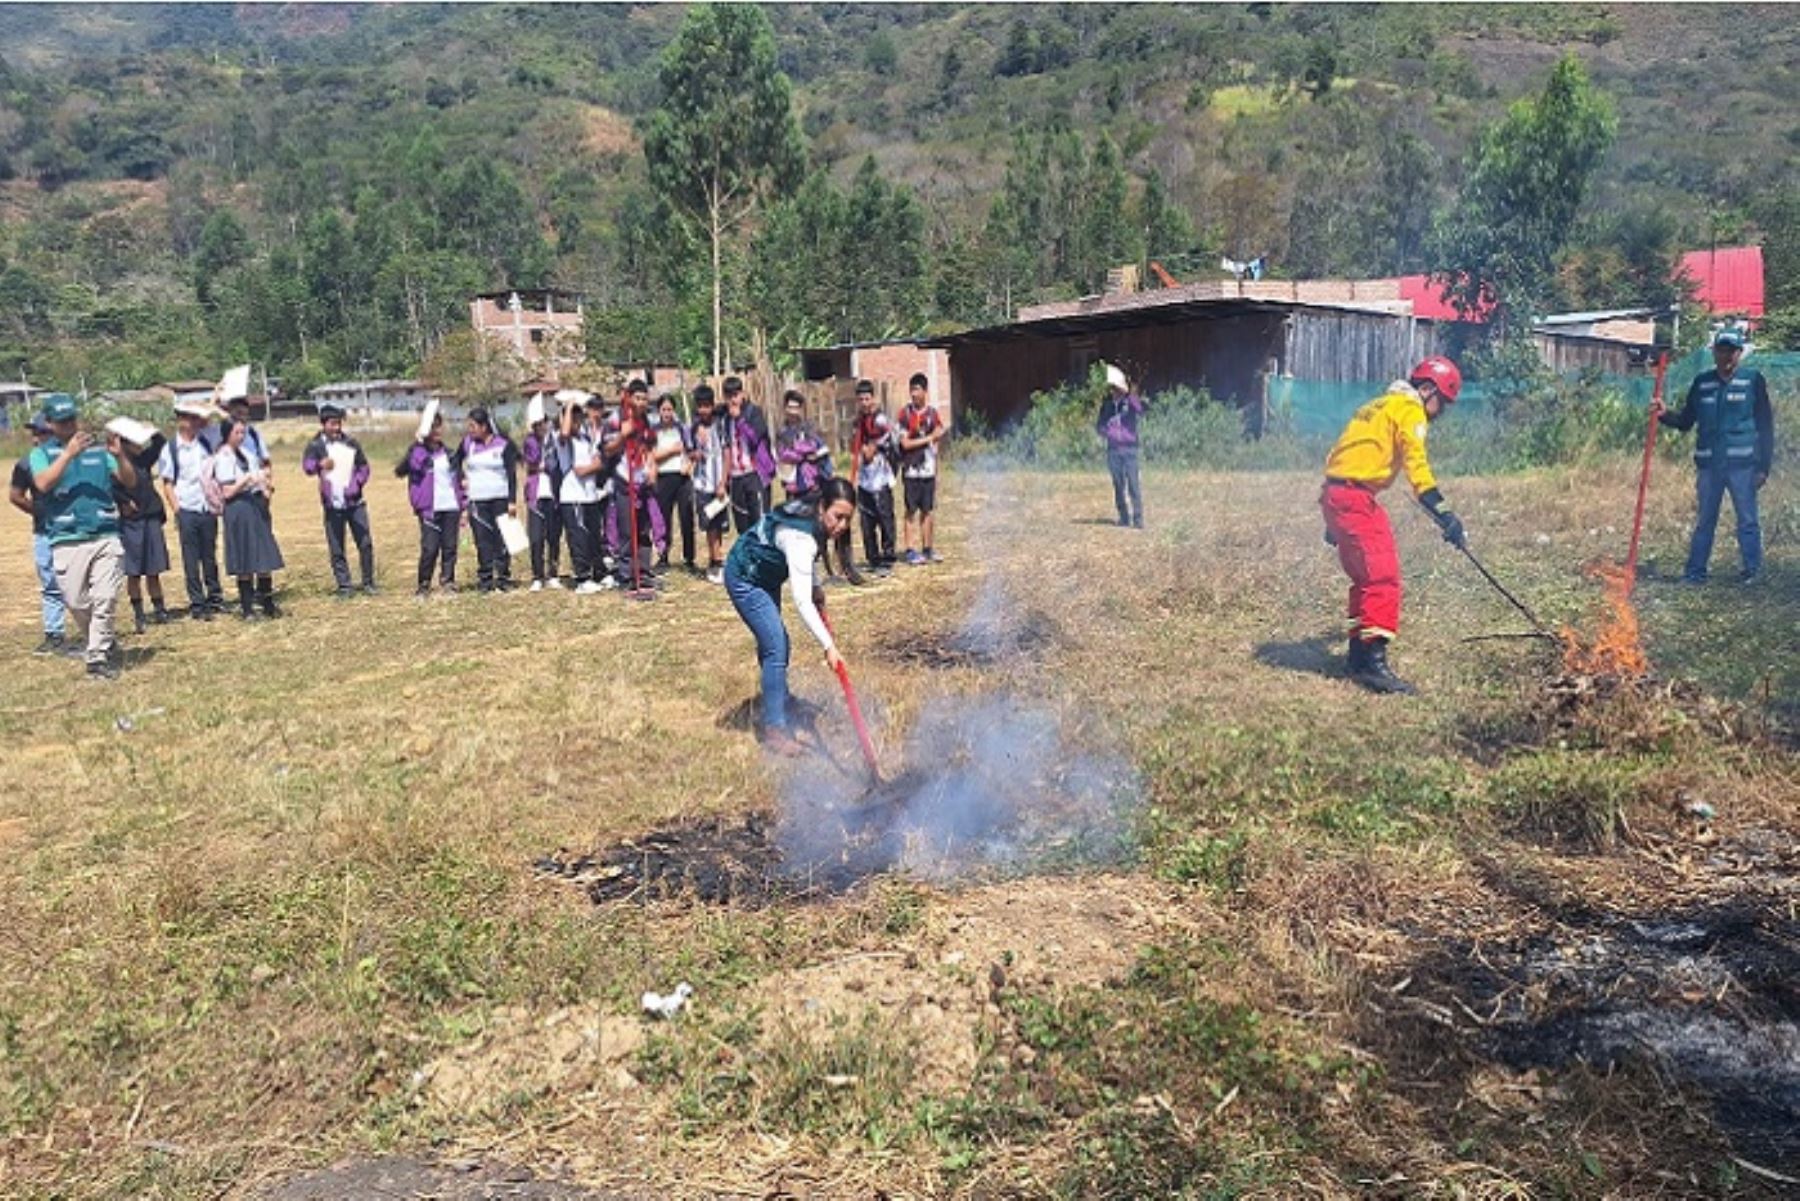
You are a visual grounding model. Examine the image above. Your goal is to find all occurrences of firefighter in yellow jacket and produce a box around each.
[1320,357,1465,694]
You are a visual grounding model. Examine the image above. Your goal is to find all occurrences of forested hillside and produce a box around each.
[1,3,1797,392]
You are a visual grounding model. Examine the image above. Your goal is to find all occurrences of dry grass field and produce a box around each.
[1,422,1796,1198]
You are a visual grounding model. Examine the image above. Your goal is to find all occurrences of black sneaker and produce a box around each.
[335,587,355,601]
[86,660,120,681]
[151,608,173,625]
[133,611,148,634]
[362,582,379,596]
[33,634,64,656]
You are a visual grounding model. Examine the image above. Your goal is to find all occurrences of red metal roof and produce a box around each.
[1393,275,1493,323]
[1678,246,1764,317]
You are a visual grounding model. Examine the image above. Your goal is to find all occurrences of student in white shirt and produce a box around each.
[460,406,520,593]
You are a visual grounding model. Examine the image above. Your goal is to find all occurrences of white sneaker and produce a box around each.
[574,580,604,595]
[546,577,565,590]
[707,567,724,585]
[598,576,620,590]
[528,580,544,593]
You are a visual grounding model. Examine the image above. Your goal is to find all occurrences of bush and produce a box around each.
[998,369,1292,470]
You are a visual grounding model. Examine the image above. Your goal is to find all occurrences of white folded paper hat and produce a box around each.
[417,399,440,440]
[1104,364,1129,392]
[105,416,160,447]
[173,400,217,419]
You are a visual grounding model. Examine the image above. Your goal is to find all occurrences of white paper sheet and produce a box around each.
[498,513,529,557]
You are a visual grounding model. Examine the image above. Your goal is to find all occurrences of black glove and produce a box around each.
[1437,510,1466,549]
[1419,488,1465,549]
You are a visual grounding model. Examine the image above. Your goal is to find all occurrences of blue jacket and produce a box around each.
[1661,368,1774,475]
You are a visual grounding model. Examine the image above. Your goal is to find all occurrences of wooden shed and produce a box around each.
[928,294,1436,434]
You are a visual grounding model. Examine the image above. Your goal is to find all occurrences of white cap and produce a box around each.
[416,399,440,441]
[1104,364,1129,392]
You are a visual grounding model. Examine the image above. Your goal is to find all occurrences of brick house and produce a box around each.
[470,288,586,369]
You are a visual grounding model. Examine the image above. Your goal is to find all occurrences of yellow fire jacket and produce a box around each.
[1322,381,1439,496]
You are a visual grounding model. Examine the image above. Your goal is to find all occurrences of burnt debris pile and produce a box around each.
[536,813,870,909]
[876,609,1060,670]
[1374,832,1800,1171]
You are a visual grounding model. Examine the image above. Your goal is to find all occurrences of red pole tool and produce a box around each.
[1625,351,1669,591]
[820,608,880,780]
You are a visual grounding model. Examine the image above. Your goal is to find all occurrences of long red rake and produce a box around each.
[820,608,880,782]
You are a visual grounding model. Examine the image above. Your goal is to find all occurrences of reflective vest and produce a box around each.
[32,440,120,545]
[1690,369,1760,466]
[725,505,819,592]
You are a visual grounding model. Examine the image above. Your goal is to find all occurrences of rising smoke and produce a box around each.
[775,462,1142,885]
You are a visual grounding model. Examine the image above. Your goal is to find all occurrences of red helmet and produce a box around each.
[1409,356,1462,403]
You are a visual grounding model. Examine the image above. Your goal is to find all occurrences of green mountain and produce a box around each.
[1,3,1795,391]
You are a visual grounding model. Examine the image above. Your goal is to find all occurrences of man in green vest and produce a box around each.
[28,394,139,679]
[1652,329,1775,584]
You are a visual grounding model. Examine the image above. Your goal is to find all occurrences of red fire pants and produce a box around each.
[1321,481,1401,641]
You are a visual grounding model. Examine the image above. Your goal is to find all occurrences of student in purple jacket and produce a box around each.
[404,408,466,598]
[1096,364,1147,529]
[522,394,563,591]
[301,403,376,597]
[721,382,775,534]
[460,406,520,593]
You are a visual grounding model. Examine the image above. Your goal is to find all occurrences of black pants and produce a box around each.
[323,503,375,590]
[176,508,223,610]
[729,473,765,534]
[529,497,561,582]
[469,498,512,589]
[418,510,460,589]
[857,485,896,567]
[1108,448,1143,525]
[560,501,602,582]
[655,473,696,566]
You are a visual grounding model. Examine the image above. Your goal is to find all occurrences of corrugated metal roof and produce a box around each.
[923,296,1414,347]
[1679,246,1764,317]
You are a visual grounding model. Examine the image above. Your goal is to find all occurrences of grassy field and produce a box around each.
[0,424,1796,1198]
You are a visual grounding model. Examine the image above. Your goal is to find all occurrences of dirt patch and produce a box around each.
[414,1004,650,1116]
[259,1155,632,1199]
[753,873,1184,1092]
[580,104,636,158]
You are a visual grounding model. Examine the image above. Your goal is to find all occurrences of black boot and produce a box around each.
[257,576,280,618]
[238,580,258,621]
[131,598,147,634]
[1351,637,1416,695]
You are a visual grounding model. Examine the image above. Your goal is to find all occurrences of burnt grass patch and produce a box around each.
[875,610,1060,670]
[534,772,976,909]
[1358,843,1800,1178]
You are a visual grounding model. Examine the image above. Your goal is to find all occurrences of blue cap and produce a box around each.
[40,393,78,422]
[1713,328,1746,349]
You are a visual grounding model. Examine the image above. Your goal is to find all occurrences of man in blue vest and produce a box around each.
[1652,329,1775,583]
[28,393,139,679]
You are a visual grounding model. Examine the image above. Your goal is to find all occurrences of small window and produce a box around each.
[530,328,545,344]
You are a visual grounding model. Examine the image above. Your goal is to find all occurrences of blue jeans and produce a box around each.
[34,533,66,637]
[725,568,790,731]
[1685,464,1762,580]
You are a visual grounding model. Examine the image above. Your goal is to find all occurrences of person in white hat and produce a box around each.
[1096,364,1147,529]
[159,401,226,618]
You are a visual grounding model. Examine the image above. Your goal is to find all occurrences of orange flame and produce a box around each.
[1560,561,1649,677]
